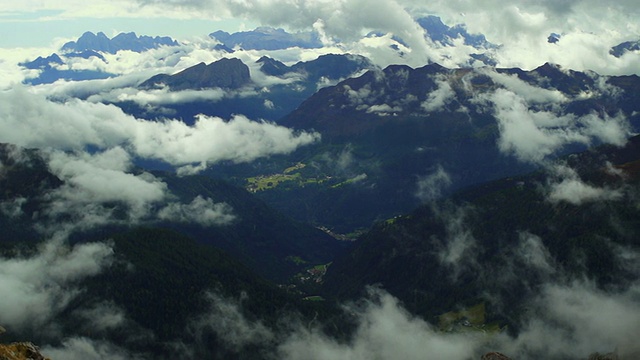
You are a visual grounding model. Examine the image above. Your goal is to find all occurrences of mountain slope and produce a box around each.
[0,144,345,282]
[140,58,251,90]
[233,62,640,232]
[322,135,640,323]
[119,54,375,123]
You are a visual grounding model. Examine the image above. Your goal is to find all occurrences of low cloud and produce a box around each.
[433,205,479,280]
[421,76,455,112]
[157,196,236,226]
[42,337,137,360]
[481,68,568,104]
[0,238,114,335]
[0,86,320,171]
[38,148,168,235]
[547,165,623,205]
[90,86,227,106]
[415,165,452,202]
[484,88,631,163]
[278,288,481,360]
[187,292,275,354]
[501,280,640,359]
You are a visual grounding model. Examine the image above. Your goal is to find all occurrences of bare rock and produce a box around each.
[481,352,512,360]
[0,342,50,360]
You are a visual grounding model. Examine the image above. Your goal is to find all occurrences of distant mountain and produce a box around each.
[548,32,562,43]
[610,39,640,57]
[121,54,375,123]
[322,135,640,323]
[140,57,251,91]
[61,31,178,54]
[20,31,178,84]
[210,26,323,50]
[20,53,64,69]
[416,15,493,49]
[20,51,111,85]
[259,53,374,83]
[221,62,640,233]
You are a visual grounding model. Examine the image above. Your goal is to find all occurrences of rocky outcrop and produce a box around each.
[140,58,251,90]
[481,352,512,360]
[0,342,49,360]
[588,352,618,360]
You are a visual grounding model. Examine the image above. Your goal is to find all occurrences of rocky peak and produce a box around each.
[0,342,49,360]
[140,57,251,90]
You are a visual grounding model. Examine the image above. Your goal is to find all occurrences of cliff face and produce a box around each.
[0,342,49,360]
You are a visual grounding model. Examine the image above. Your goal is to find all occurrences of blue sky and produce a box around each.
[0,10,252,48]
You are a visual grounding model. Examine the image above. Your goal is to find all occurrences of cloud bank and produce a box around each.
[0,86,319,170]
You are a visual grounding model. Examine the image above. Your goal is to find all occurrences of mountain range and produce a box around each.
[112,54,376,123]
[4,21,640,360]
[211,62,640,233]
[61,31,178,54]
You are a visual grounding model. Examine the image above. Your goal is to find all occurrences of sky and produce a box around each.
[1,0,639,72]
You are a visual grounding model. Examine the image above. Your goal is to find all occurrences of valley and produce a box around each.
[1,11,640,359]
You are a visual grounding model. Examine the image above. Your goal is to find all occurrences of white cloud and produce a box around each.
[0,239,114,334]
[0,86,320,170]
[39,148,168,234]
[502,281,640,359]
[42,337,136,360]
[481,68,568,104]
[547,165,623,205]
[485,88,631,163]
[189,292,275,352]
[515,232,556,275]
[0,196,27,218]
[415,165,452,202]
[158,196,236,226]
[421,76,455,112]
[279,288,481,360]
[365,103,401,116]
[91,86,227,106]
[130,114,320,167]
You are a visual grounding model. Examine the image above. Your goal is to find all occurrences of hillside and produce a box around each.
[215,62,640,233]
[0,144,345,283]
[322,135,640,326]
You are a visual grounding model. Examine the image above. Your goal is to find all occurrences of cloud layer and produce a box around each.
[0,86,319,170]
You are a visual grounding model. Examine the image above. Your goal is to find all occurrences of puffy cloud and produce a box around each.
[547,165,623,205]
[38,148,168,235]
[365,103,402,116]
[188,292,275,352]
[0,86,320,170]
[415,165,452,202]
[514,232,556,275]
[0,239,114,334]
[157,196,236,226]
[73,302,128,334]
[421,76,455,112]
[131,114,320,167]
[89,86,227,106]
[481,68,568,104]
[42,337,137,360]
[278,288,481,360]
[501,281,640,359]
[484,88,631,163]
[433,205,478,280]
[0,197,27,218]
